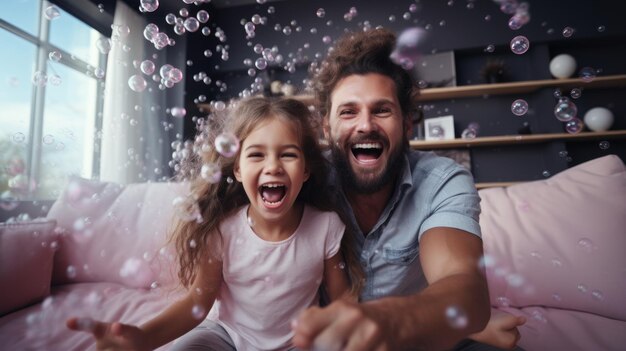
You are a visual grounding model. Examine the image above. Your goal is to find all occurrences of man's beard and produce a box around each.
[330,136,406,194]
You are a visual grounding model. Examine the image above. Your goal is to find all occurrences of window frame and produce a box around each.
[0,0,111,199]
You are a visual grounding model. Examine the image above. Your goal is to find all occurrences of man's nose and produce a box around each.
[355,111,377,133]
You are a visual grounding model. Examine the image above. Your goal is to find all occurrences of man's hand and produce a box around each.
[292,300,391,351]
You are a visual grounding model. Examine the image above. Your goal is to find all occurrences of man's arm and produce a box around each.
[292,227,490,351]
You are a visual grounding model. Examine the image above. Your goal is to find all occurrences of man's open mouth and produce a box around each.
[259,183,287,204]
[351,142,383,162]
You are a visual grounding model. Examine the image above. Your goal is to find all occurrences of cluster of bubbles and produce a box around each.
[552,92,584,134]
[390,27,428,70]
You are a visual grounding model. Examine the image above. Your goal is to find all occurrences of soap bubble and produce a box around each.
[128,75,147,92]
[564,118,583,134]
[461,122,480,139]
[140,0,159,12]
[255,58,267,70]
[577,238,595,253]
[66,265,77,279]
[201,163,222,183]
[322,35,332,44]
[119,257,142,277]
[316,8,325,18]
[214,101,226,111]
[591,290,604,301]
[140,60,155,75]
[32,71,47,87]
[94,67,105,79]
[184,17,200,32]
[197,10,209,23]
[577,283,588,293]
[570,88,582,99]
[511,99,529,116]
[49,51,62,62]
[579,67,597,82]
[510,35,529,54]
[445,305,468,329]
[599,141,610,150]
[143,23,159,41]
[96,37,112,54]
[215,132,240,158]
[170,107,186,118]
[159,64,173,79]
[562,26,575,37]
[554,97,577,121]
[245,22,255,33]
[48,74,62,86]
[44,5,60,20]
[191,305,206,319]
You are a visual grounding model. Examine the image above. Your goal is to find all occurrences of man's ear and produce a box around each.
[322,116,331,140]
[405,117,413,140]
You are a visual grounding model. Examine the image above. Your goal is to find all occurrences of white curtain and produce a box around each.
[100,0,184,184]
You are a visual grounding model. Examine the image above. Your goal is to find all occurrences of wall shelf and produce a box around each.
[417,74,626,101]
[409,130,626,150]
[196,74,626,111]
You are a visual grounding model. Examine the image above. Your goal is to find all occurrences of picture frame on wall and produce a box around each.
[424,115,456,140]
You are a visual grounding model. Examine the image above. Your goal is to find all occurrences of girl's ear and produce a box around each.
[233,163,242,182]
[303,167,310,182]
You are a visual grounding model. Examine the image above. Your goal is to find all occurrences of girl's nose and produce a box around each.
[264,156,283,174]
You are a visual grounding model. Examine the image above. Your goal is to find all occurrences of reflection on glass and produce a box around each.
[39,62,98,198]
[0,0,40,36]
[0,29,36,199]
[49,7,101,67]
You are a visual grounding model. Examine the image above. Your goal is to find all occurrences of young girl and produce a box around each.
[67,97,362,350]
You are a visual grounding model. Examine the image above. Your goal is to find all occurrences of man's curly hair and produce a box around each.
[312,28,419,122]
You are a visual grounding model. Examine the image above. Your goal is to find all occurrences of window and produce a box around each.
[0,0,106,202]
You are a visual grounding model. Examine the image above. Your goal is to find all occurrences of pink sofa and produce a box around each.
[1,154,625,350]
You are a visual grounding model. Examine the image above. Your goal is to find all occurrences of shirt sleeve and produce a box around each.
[325,211,346,259]
[419,162,482,239]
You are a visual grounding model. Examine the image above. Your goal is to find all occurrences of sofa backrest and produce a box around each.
[478,154,626,321]
[47,177,189,289]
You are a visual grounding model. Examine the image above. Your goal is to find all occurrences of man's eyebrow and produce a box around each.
[334,99,396,110]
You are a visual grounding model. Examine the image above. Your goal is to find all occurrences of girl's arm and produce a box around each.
[67,256,223,351]
[322,252,356,302]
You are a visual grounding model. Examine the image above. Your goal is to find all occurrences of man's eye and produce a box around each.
[339,109,356,116]
[375,108,392,116]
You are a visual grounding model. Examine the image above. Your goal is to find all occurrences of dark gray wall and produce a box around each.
[180,0,626,182]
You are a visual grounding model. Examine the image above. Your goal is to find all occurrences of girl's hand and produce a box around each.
[66,317,150,351]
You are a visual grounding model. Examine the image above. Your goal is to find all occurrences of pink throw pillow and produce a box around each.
[47,177,187,289]
[479,155,626,321]
[0,219,58,316]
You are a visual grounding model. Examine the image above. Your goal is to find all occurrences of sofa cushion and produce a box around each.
[0,219,58,316]
[46,177,189,289]
[479,154,626,321]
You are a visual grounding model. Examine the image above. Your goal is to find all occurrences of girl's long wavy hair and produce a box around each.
[170,97,363,296]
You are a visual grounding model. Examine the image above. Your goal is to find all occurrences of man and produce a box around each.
[292,28,523,350]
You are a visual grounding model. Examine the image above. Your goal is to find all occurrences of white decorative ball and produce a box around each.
[549,54,577,79]
[584,107,614,132]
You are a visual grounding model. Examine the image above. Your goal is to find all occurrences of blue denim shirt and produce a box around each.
[329,151,482,302]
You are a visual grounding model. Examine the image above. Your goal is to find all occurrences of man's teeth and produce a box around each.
[353,143,382,149]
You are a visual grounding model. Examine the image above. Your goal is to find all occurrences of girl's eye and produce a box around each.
[282,152,298,158]
[247,152,263,158]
